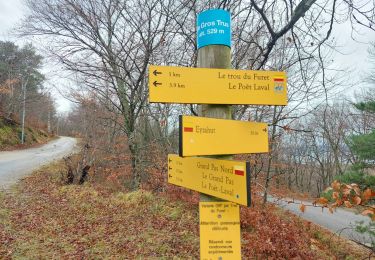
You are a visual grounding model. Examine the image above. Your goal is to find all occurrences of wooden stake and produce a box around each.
[198,44,232,202]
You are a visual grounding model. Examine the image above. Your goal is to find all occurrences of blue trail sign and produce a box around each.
[197,9,231,49]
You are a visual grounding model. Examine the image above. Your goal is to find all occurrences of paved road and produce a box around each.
[0,136,77,189]
[269,196,373,246]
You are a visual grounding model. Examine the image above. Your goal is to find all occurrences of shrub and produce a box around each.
[335,171,375,190]
[320,188,335,203]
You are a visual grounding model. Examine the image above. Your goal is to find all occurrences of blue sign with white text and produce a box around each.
[197,9,231,49]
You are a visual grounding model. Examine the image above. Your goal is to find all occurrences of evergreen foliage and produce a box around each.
[348,95,375,163]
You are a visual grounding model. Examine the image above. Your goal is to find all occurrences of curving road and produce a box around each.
[269,196,373,246]
[0,136,77,189]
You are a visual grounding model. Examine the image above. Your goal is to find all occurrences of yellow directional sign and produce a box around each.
[149,65,287,105]
[200,202,241,260]
[179,115,268,156]
[168,154,251,206]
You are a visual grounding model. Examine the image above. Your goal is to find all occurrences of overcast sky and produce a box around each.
[0,1,25,36]
[0,0,374,113]
[0,0,73,113]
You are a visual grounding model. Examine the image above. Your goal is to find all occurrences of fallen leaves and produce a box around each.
[362,209,374,216]
[0,162,199,259]
[344,201,352,208]
[315,197,328,206]
[362,188,375,203]
[317,180,375,221]
[331,180,341,191]
[352,196,361,205]
[2,160,373,260]
[240,205,316,259]
[361,208,375,221]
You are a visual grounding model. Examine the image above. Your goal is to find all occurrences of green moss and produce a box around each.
[0,119,50,149]
[31,132,37,142]
[0,126,19,147]
[0,125,12,135]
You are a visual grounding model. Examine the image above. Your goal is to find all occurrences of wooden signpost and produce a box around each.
[168,154,251,206]
[148,8,287,260]
[149,65,287,105]
[179,115,268,156]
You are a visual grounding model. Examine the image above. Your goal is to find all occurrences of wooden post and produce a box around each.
[196,10,241,260]
[198,46,232,202]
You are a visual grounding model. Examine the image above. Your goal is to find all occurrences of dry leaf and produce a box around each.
[331,180,341,191]
[342,188,351,195]
[363,188,373,201]
[362,209,374,216]
[334,199,343,206]
[344,201,352,208]
[300,203,306,213]
[353,186,361,196]
[316,197,328,205]
[352,196,361,205]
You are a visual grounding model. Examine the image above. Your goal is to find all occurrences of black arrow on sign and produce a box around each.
[153,81,162,87]
[153,70,162,76]
[263,128,267,132]
[169,167,172,170]
[169,174,173,178]
[168,158,172,163]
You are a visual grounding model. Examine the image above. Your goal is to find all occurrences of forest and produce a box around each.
[0,41,56,147]
[0,0,374,257]
[15,0,373,199]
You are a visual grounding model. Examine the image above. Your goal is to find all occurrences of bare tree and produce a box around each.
[21,0,181,188]
[21,0,375,194]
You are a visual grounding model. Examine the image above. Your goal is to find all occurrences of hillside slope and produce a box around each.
[0,115,50,150]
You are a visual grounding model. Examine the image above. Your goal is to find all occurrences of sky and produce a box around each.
[0,0,374,113]
[0,0,73,113]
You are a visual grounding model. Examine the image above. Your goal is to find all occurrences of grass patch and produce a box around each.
[310,226,371,259]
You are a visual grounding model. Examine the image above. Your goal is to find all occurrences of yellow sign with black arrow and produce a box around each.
[149,65,287,105]
[168,154,251,206]
[179,115,269,156]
